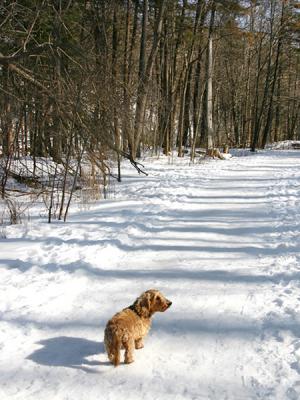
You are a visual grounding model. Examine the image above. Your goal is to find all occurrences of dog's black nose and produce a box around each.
[168,301,172,307]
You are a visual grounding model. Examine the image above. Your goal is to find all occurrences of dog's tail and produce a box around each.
[105,331,121,367]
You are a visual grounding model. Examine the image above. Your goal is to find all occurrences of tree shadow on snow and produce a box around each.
[27,336,110,373]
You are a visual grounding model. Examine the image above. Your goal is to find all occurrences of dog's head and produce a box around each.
[133,289,172,318]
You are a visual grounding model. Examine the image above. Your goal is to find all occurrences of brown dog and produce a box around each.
[104,289,172,366]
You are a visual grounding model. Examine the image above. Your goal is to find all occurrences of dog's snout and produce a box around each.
[167,300,172,307]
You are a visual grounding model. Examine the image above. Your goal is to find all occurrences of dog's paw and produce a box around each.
[124,357,134,364]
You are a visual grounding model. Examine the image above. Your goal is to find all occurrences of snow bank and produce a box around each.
[266,140,300,150]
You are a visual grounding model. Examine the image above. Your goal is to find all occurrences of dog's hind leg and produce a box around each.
[124,338,135,364]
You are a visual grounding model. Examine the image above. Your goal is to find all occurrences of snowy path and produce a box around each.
[1,150,300,399]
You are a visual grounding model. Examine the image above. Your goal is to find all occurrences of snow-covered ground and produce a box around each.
[1,149,300,400]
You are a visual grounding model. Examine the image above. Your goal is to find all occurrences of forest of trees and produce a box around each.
[0,0,299,219]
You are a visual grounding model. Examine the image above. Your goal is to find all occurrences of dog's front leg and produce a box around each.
[124,339,135,364]
[135,338,144,349]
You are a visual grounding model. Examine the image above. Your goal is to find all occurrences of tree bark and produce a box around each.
[206,3,215,152]
[132,0,166,159]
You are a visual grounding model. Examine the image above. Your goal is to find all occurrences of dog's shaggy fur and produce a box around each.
[104,289,172,366]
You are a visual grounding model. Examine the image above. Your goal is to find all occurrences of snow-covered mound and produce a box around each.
[266,140,300,150]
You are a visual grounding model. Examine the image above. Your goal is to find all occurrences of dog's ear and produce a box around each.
[135,292,152,318]
[141,292,151,311]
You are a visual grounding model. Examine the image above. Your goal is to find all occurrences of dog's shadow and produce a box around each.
[27,336,110,373]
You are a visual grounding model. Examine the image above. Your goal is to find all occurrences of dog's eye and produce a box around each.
[156,297,161,303]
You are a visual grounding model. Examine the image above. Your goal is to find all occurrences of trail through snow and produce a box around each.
[1,150,300,399]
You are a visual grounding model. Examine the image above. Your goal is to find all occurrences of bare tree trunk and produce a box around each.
[132,0,166,159]
[251,3,276,151]
[261,1,285,148]
[206,3,215,153]
[63,144,85,222]
[112,4,122,182]
[48,163,59,223]
[206,24,214,153]
[177,66,188,157]
[250,33,264,152]
[1,66,14,157]
[123,0,138,155]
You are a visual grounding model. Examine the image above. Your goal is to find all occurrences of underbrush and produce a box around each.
[0,155,115,226]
